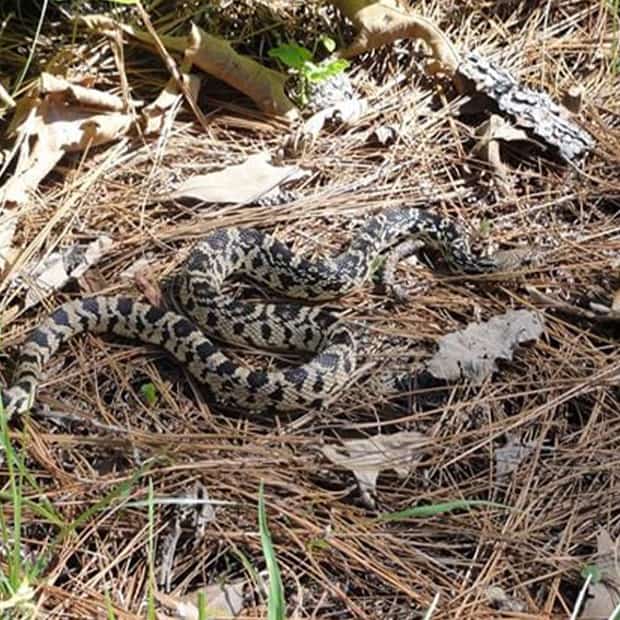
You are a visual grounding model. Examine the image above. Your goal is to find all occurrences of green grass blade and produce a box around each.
[258,482,285,620]
[0,395,23,590]
[104,590,117,620]
[376,500,507,522]
[146,478,156,620]
[13,0,49,94]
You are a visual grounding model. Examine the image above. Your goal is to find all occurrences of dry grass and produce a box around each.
[0,1,619,618]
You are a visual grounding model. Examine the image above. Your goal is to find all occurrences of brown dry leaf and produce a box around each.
[330,0,460,75]
[13,236,112,312]
[0,212,18,270]
[426,310,544,384]
[187,24,299,119]
[291,97,368,154]
[82,17,299,120]
[170,152,308,204]
[581,529,620,619]
[40,73,130,111]
[321,431,430,507]
[142,71,202,136]
[156,572,268,619]
[472,114,531,188]
[133,269,162,307]
[0,74,134,205]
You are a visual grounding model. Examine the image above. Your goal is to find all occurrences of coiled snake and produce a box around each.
[2,208,505,418]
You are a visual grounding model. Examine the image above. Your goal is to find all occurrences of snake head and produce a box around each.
[489,248,538,272]
[453,247,536,273]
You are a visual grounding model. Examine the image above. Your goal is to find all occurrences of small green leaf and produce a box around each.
[140,383,158,406]
[319,35,337,53]
[197,591,207,620]
[268,43,313,71]
[107,0,139,4]
[305,58,349,83]
[307,537,330,552]
[479,218,493,236]
[581,564,602,584]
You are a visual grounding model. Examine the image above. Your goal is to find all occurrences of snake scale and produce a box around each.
[2,208,503,418]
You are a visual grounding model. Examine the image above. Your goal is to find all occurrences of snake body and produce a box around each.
[3,208,501,418]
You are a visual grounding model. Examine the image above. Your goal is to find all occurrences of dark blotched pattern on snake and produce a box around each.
[2,208,503,417]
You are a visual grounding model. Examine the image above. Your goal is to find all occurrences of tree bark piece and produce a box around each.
[457,51,595,162]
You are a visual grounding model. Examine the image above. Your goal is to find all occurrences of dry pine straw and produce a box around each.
[1,1,619,618]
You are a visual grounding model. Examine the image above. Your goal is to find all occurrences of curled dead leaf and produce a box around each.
[156,571,268,620]
[12,236,113,312]
[40,73,130,111]
[142,71,202,136]
[321,431,430,508]
[426,309,544,384]
[472,114,532,190]
[330,0,460,75]
[0,75,134,205]
[187,24,299,119]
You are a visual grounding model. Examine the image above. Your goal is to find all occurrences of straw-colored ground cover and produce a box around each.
[0,1,618,618]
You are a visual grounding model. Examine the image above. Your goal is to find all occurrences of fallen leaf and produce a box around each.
[0,211,18,270]
[292,97,367,153]
[170,152,308,204]
[142,69,202,136]
[82,17,300,119]
[186,24,299,119]
[40,72,130,111]
[472,114,531,190]
[494,433,537,478]
[13,236,112,311]
[581,529,620,619]
[156,572,268,620]
[0,75,134,204]
[321,431,430,508]
[331,0,460,76]
[426,309,544,384]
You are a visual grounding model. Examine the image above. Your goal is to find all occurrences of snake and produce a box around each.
[2,207,505,419]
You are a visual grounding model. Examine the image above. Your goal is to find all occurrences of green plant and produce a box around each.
[0,401,39,616]
[611,0,620,73]
[268,37,349,106]
[376,499,507,522]
[140,382,158,406]
[0,384,141,617]
[258,482,285,620]
[146,479,156,620]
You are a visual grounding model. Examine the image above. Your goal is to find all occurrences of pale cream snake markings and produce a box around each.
[2,208,506,417]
